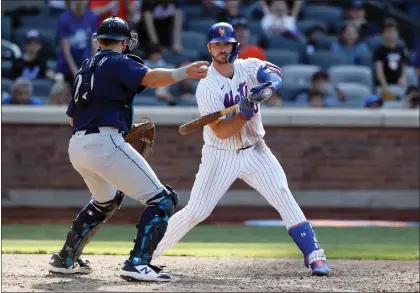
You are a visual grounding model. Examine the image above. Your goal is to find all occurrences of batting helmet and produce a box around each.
[207,22,237,44]
[92,16,138,51]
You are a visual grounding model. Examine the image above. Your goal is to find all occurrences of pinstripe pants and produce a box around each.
[153,141,307,258]
[68,127,165,204]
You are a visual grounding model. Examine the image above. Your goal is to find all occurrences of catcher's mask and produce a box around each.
[92,15,138,53]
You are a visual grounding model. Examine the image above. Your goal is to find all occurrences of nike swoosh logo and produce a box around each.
[221,85,224,90]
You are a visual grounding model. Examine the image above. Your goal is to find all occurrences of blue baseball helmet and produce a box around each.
[207,22,237,44]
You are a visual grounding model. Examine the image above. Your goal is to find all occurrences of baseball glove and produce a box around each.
[124,117,156,159]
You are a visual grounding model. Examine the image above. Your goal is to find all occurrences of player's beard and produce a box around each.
[211,52,228,64]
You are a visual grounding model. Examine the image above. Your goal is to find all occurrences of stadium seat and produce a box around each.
[182,31,207,51]
[248,21,262,35]
[1,60,13,77]
[356,51,373,67]
[265,49,300,67]
[314,35,338,50]
[383,100,403,109]
[281,64,321,87]
[183,5,203,19]
[177,99,198,106]
[2,16,12,41]
[141,86,156,97]
[1,78,13,93]
[268,36,306,54]
[188,19,216,33]
[134,95,168,106]
[328,65,373,89]
[163,49,199,65]
[19,15,59,30]
[302,5,343,26]
[296,19,327,35]
[307,50,349,69]
[278,84,310,101]
[335,82,372,108]
[32,79,53,96]
[406,66,418,86]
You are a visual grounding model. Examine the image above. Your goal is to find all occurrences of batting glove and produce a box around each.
[248,82,276,103]
[239,97,255,121]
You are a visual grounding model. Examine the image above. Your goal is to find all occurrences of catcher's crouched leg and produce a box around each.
[128,186,179,266]
[48,191,125,274]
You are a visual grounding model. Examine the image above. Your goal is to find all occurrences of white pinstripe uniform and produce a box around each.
[153,58,324,264]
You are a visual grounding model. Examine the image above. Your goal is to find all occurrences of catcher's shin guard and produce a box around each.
[129,186,178,265]
[58,191,125,267]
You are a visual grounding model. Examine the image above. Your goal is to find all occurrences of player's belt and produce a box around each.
[238,144,255,151]
[72,127,123,135]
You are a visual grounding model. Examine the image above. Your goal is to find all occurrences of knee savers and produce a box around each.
[129,186,178,265]
[61,191,125,267]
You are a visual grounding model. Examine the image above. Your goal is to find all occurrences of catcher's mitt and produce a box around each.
[124,117,156,159]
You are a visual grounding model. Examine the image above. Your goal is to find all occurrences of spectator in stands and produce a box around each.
[307,89,325,108]
[305,24,327,56]
[1,78,44,105]
[90,0,137,26]
[345,0,379,39]
[201,0,224,18]
[216,0,242,23]
[295,70,346,107]
[331,23,370,65]
[260,0,303,41]
[364,94,383,108]
[48,81,71,105]
[231,18,266,61]
[136,0,183,54]
[402,86,420,109]
[374,18,408,100]
[57,0,98,86]
[155,60,197,106]
[265,92,284,107]
[11,30,56,81]
[143,43,170,68]
[413,45,420,86]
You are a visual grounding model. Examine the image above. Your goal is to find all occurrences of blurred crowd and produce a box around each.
[1,0,419,109]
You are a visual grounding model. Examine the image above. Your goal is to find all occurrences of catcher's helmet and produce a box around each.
[92,16,138,51]
[207,22,237,44]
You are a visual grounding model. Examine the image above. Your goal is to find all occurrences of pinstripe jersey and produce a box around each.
[196,58,273,150]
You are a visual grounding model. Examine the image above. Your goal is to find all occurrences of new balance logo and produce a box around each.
[139,266,152,274]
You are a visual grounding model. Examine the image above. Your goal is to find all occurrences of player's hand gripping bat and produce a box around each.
[179,104,239,136]
[179,83,273,136]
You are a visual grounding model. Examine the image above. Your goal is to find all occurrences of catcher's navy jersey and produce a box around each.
[66,49,149,133]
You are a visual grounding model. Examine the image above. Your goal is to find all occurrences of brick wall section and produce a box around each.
[2,124,419,190]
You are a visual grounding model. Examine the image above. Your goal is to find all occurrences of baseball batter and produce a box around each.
[47,16,208,282]
[153,22,330,276]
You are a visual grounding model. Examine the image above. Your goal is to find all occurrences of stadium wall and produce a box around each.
[1,106,419,223]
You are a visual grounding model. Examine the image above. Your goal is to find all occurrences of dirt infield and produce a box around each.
[2,255,419,292]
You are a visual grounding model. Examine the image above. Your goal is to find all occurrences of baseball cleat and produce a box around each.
[48,253,92,274]
[311,260,330,276]
[119,260,171,282]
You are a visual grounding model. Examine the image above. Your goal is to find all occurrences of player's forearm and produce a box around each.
[144,12,159,44]
[375,62,388,87]
[211,113,247,140]
[173,9,182,45]
[141,67,188,88]
[61,40,79,75]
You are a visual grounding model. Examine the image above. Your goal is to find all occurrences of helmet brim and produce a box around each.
[208,37,237,43]
[96,34,128,40]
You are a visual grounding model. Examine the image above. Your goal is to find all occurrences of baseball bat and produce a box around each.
[179,104,239,136]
